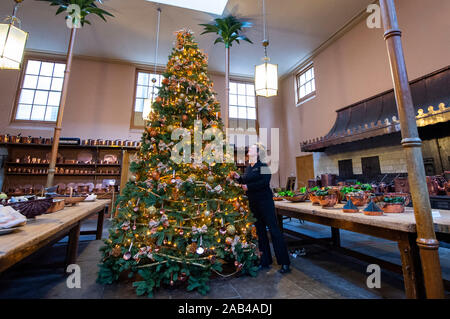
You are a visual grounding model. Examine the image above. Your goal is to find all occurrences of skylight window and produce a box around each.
[145,0,228,15]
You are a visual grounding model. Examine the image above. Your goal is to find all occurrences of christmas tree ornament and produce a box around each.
[227,224,236,235]
[123,242,133,260]
[152,171,160,180]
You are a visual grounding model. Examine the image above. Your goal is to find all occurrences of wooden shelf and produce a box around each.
[0,142,139,150]
[6,162,121,167]
[5,173,121,177]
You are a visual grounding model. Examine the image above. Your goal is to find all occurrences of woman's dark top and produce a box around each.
[238,160,273,201]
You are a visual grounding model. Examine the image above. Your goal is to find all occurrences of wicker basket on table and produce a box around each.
[7,198,53,219]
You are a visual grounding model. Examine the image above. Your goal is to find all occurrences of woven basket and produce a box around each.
[283,193,308,203]
[8,198,53,219]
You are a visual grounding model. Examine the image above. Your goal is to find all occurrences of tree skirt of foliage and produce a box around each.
[97,30,260,297]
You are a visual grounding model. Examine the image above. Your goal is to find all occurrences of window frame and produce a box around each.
[130,68,164,130]
[11,55,67,125]
[295,64,316,106]
[228,79,259,131]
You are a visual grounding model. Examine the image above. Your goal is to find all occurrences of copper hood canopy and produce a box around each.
[301,66,450,152]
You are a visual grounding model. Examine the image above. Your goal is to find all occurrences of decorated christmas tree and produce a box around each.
[97,30,259,297]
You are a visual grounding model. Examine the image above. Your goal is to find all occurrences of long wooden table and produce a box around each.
[275,201,450,299]
[0,200,110,273]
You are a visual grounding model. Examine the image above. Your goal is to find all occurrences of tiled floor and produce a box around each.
[0,217,448,299]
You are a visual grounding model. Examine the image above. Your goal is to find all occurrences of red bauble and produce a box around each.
[152,171,160,180]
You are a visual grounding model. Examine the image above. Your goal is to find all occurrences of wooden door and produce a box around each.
[296,155,315,189]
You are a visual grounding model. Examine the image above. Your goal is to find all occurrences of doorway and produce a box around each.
[296,154,315,190]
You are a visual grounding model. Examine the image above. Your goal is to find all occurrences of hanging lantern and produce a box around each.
[255,41,278,97]
[254,0,277,97]
[0,0,28,70]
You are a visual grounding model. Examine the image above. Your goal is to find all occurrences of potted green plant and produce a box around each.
[200,15,252,128]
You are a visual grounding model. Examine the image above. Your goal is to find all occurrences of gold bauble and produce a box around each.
[226,224,236,235]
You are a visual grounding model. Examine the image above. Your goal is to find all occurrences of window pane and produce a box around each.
[45,106,58,121]
[136,85,148,98]
[238,95,246,106]
[34,91,49,105]
[311,80,315,92]
[246,84,255,96]
[37,76,52,90]
[229,94,237,106]
[16,104,32,120]
[53,63,66,77]
[230,82,237,94]
[135,98,144,112]
[238,106,246,119]
[306,69,312,81]
[48,92,61,106]
[40,62,54,76]
[229,105,238,118]
[310,67,315,79]
[300,86,305,98]
[248,107,256,120]
[238,83,246,95]
[23,75,38,89]
[30,105,46,121]
[300,73,306,85]
[305,81,312,95]
[19,89,35,104]
[247,96,255,107]
[51,78,64,91]
[26,60,41,75]
[138,72,149,85]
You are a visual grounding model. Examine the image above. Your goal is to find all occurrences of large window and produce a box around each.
[132,71,163,128]
[229,81,257,130]
[295,65,315,105]
[15,59,66,122]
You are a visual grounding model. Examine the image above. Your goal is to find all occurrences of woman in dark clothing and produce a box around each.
[232,144,291,274]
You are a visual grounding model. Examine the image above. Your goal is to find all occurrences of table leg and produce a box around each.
[96,207,106,240]
[65,223,80,267]
[397,234,425,299]
[331,227,341,247]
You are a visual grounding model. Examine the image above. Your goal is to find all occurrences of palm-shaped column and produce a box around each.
[200,15,252,129]
[36,0,113,187]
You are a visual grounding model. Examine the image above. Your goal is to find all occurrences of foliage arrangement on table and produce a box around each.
[315,188,338,208]
[380,196,407,213]
[277,187,308,202]
[97,30,259,297]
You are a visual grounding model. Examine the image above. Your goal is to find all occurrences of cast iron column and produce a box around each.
[379,0,444,298]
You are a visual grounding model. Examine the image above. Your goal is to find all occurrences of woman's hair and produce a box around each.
[246,143,267,162]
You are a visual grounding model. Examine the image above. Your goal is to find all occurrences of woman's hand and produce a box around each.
[230,171,240,179]
[241,184,248,191]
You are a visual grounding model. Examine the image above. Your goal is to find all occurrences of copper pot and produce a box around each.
[31,137,43,144]
[97,139,105,146]
[81,139,89,145]
[114,140,125,146]
[309,194,320,205]
[11,136,21,143]
[105,140,113,146]
[21,136,32,144]
[0,135,8,143]
[78,185,89,194]
[346,193,371,206]
[318,194,338,208]
[381,203,405,213]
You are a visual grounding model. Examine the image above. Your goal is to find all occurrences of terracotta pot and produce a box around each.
[318,194,338,208]
[381,203,405,213]
[309,194,320,205]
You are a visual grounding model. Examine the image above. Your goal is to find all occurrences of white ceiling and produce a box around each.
[0,0,373,77]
